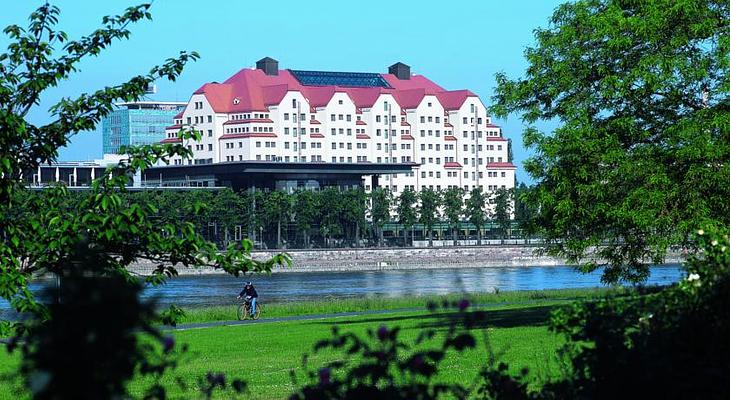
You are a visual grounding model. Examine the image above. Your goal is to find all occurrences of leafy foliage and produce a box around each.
[548,228,730,398]
[396,188,418,246]
[465,187,487,245]
[442,187,464,245]
[0,3,289,397]
[493,188,513,239]
[491,0,730,283]
[418,187,441,247]
[369,187,392,247]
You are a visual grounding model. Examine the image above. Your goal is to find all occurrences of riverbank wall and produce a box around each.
[127,246,685,275]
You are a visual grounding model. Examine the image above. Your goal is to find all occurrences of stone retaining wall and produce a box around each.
[127,246,685,275]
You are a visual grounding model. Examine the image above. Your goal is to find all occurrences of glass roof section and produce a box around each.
[290,70,392,88]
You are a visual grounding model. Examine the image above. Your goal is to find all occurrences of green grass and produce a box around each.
[0,297,589,399]
[178,287,617,324]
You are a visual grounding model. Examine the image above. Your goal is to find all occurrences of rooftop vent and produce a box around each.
[388,62,410,80]
[256,57,279,76]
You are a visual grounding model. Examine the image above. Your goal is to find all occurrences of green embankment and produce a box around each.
[0,287,615,399]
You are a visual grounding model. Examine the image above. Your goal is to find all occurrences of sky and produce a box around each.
[1,0,564,184]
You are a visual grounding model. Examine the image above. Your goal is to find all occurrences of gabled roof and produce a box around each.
[436,89,478,111]
[189,65,478,115]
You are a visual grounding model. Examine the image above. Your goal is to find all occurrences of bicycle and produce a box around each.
[237,297,262,320]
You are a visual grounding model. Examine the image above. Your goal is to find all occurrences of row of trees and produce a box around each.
[17,184,528,250]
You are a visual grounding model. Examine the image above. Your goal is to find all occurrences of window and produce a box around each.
[292,99,297,108]
[420,116,425,123]
[346,114,352,122]
[331,114,336,121]
[338,114,344,120]
[284,113,289,120]
[208,130,213,137]
[208,144,212,151]
[501,172,506,177]
[285,127,290,135]
[256,142,261,148]
[338,99,343,105]
[332,143,337,149]
[376,115,381,123]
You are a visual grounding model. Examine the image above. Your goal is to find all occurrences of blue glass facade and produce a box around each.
[102,103,185,154]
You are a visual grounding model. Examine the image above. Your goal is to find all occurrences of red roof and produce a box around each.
[444,135,457,141]
[309,133,325,138]
[356,134,370,139]
[165,124,183,130]
[485,123,500,128]
[486,162,516,169]
[444,122,453,128]
[436,90,478,111]
[219,133,277,139]
[191,67,476,114]
[444,162,463,168]
[309,119,321,125]
[401,121,410,126]
[356,120,367,125]
[401,134,414,140]
[485,136,507,142]
[223,118,273,126]
[173,110,184,119]
[160,137,182,144]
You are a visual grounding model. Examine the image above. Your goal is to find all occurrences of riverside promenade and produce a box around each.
[127,245,685,275]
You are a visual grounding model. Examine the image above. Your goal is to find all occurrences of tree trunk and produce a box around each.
[477,227,481,246]
[453,225,458,247]
[428,227,433,247]
[355,221,360,248]
[379,226,384,247]
[277,219,282,249]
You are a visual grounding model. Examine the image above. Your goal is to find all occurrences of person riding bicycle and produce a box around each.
[237,281,258,315]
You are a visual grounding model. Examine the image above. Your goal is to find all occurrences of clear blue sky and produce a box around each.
[1,0,564,184]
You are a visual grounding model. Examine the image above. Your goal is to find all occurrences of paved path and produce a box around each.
[164,298,575,332]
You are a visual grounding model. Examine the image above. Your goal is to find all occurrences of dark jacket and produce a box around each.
[239,285,258,298]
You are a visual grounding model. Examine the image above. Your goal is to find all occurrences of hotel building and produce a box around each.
[162,58,515,195]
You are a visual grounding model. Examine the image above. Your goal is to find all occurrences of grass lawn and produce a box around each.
[178,287,617,324]
[0,288,619,399]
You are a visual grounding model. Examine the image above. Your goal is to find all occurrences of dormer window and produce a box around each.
[233,98,240,105]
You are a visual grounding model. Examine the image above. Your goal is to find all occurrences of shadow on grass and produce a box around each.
[308,304,560,330]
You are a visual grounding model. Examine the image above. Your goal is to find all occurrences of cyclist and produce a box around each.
[237,281,259,316]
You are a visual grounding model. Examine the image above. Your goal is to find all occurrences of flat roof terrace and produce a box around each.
[144,161,417,191]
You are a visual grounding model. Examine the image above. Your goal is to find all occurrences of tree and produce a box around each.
[396,188,417,246]
[369,187,392,247]
[264,190,292,249]
[493,188,513,240]
[293,190,320,248]
[418,187,441,247]
[342,188,368,247]
[0,4,288,397]
[465,187,487,245]
[319,187,344,247]
[491,0,729,283]
[442,187,464,246]
[513,183,537,241]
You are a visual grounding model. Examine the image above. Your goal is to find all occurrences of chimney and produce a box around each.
[256,57,278,76]
[388,62,410,80]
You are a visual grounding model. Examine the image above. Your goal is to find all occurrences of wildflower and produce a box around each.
[318,367,331,386]
[162,335,175,354]
[458,299,470,311]
[377,325,389,341]
[711,240,719,246]
[687,273,700,281]
[697,229,705,235]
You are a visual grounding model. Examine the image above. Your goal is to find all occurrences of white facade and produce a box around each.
[161,60,516,200]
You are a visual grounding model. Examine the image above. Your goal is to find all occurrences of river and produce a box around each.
[0,264,684,317]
